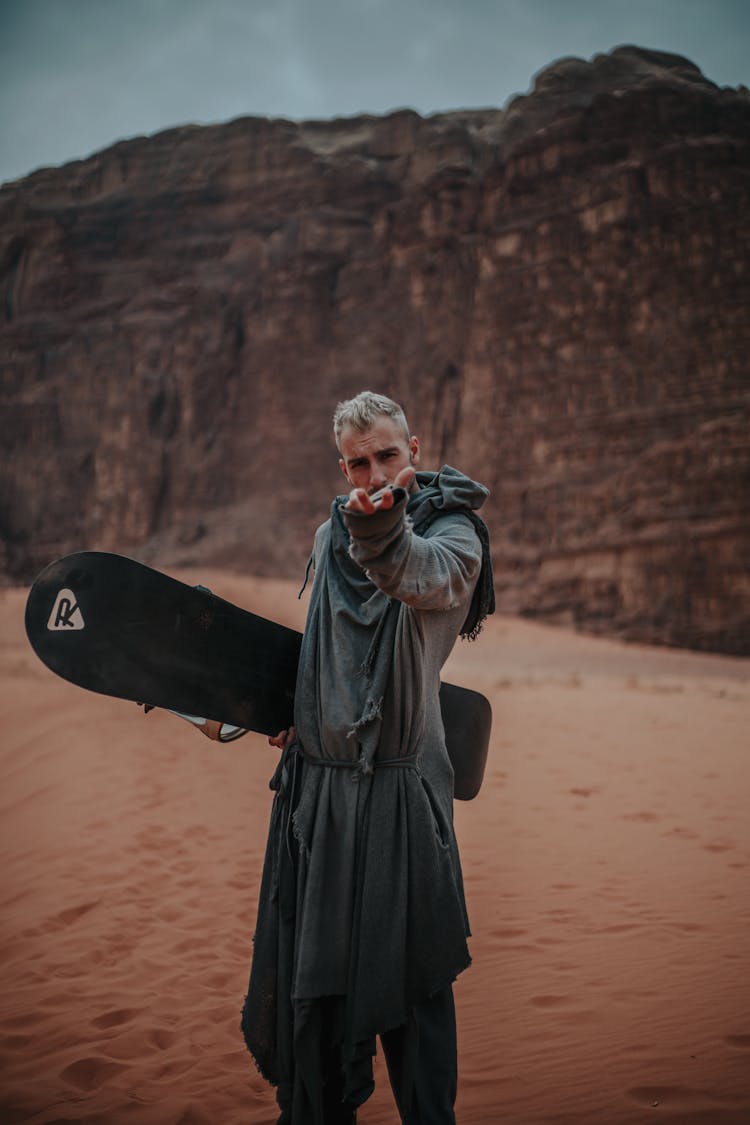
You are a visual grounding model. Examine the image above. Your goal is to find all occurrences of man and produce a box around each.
[242,391,494,1124]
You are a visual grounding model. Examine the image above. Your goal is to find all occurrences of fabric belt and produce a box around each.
[299,747,419,778]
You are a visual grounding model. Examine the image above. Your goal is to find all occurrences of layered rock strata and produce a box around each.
[1,46,748,652]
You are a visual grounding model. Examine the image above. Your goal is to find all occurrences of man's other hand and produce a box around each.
[269,726,296,749]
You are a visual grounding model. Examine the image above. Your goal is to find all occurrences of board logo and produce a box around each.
[47,589,85,631]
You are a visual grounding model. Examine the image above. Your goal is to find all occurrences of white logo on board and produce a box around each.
[47,589,85,631]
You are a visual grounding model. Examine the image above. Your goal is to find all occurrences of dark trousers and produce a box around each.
[277,986,457,1125]
[381,985,457,1125]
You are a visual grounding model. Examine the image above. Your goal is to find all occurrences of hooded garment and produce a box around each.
[242,466,493,1119]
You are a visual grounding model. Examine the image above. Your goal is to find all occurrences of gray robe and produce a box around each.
[242,466,491,1115]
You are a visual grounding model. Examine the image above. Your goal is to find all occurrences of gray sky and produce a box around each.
[1,0,748,185]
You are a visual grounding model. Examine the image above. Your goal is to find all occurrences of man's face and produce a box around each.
[338,416,419,495]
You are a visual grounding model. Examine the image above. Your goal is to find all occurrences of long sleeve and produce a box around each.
[341,494,482,613]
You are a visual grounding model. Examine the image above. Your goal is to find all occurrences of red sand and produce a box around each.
[1,572,749,1124]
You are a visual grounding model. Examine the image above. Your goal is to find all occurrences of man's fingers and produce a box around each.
[345,480,413,512]
[394,466,416,491]
[345,488,375,513]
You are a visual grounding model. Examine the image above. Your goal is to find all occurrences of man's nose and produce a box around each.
[369,465,386,489]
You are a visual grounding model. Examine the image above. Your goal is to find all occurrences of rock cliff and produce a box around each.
[2,46,749,653]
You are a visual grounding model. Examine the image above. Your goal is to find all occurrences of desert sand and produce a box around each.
[1,571,749,1124]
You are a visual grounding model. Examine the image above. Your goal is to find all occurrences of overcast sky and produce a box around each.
[1,0,748,185]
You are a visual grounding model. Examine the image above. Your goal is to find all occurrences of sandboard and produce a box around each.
[25,552,491,799]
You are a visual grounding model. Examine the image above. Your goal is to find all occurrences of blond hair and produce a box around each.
[333,391,410,450]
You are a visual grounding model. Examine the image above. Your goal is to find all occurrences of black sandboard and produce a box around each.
[25,552,491,799]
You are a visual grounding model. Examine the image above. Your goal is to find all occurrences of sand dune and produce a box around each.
[1,572,749,1124]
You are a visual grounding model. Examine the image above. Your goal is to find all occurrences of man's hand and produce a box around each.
[269,726,296,749]
[344,466,416,514]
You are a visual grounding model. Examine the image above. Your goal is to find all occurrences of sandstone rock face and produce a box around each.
[2,46,749,653]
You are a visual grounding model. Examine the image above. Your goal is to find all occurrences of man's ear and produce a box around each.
[409,436,420,464]
[339,458,351,484]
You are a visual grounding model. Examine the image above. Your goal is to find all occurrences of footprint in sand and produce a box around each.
[725,1033,750,1049]
[156,1057,201,1080]
[172,936,201,955]
[60,1055,129,1091]
[0,1011,45,1030]
[663,825,699,841]
[0,1033,31,1049]
[100,1026,178,1059]
[530,995,571,1008]
[173,1105,213,1125]
[149,1027,177,1050]
[16,901,102,941]
[665,921,706,934]
[203,1004,236,1026]
[491,926,528,940]
[91,1008,141,1030]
